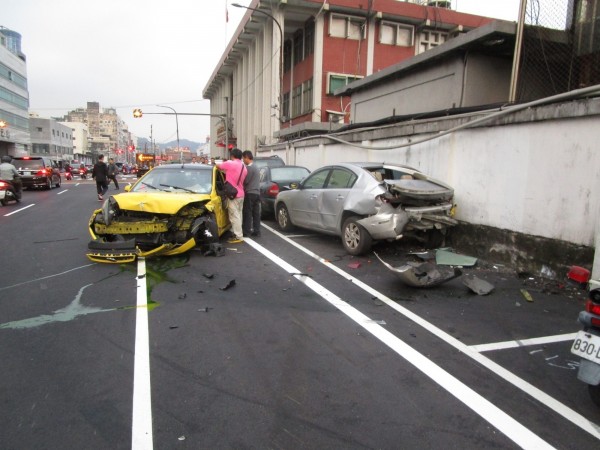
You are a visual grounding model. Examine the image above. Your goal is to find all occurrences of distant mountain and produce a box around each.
[136,137,204,152]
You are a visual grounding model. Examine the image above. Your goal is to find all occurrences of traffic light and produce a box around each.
[133,108,143,118]
[128,145,135,152]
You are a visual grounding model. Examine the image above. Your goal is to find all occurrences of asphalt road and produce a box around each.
[1,175,599,450]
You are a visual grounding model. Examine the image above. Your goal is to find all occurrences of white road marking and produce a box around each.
[3,203,35,216]
[131,258,154,450]
[262,224,600,440]
[470,333,578,353]
[57,189,68,195]
[245,238,554,449]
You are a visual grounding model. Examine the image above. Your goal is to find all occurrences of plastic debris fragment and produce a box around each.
[462,275,495,295]
[520,289,534,302]
[435,248,477,267]
[375,252,462,288]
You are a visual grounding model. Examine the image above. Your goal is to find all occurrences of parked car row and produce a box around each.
[84,156,456,263]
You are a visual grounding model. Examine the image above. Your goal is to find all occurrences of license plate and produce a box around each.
[0,190,5,200]
[571,331,600,363]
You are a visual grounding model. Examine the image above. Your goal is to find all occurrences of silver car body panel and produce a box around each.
[275,162,456,241]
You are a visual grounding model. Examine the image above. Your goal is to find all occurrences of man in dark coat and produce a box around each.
[92,154,109,201]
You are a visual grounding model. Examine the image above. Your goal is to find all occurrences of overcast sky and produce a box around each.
[3,0,520,145]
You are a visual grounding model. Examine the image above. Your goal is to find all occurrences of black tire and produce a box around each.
[0,199,6,206]
[56,176,61,188]
[342,216,372,256]
[589,384,600,408]
[45,177,52,190]
[276,203,294,231]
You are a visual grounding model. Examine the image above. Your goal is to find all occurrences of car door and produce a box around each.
[288,168,330,230]
[320,167,357,232]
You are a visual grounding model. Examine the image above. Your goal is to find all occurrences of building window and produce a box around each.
[283,40,292,72]
[379,22,414,46]
[328,73,363,94]
[304,20,314,56]
[282,92,290,121]
[329,14,365,40]
[302,78,313,114]
[293,31,304,64]
[292,85,302,117]
[417,30,448,54]
[37,127,42,132]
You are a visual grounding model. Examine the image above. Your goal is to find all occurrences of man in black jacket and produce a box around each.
[92,154,109,201]
[242,150,261,237]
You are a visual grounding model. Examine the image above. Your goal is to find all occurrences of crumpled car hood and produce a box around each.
[111,192,212,214]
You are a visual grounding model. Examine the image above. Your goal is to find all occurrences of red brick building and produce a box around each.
[203,0,494,153]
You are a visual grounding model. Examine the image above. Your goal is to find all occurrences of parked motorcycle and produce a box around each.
[571,287,600,406]
[0,179,21,206]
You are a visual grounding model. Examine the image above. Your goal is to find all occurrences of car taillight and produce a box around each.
[36,169,49,176]
[0,181,7,189]
[267,183,280,197]
[585,299,600,316]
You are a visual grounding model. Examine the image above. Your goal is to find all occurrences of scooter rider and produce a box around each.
[0,155,22,200]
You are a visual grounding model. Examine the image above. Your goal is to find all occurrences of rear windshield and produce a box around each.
[13,159,44,170]
[254,158,284,168]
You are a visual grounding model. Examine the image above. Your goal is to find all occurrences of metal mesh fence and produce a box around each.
[517,0,600,101]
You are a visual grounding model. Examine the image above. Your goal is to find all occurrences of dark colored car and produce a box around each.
[259,165,310,219]
[253,155,285,169]
[12,156,61,190]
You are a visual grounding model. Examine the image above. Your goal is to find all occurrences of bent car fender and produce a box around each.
[357,203,409,240]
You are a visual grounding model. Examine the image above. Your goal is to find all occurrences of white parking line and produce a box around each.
[470,333,578,353]
[132,258,154,450]
[261,224,600,441]
[3,203,35,216]
[245,238,554,449]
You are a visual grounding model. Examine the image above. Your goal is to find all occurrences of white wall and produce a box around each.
[265,99,600,248]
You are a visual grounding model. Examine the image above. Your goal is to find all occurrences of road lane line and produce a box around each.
[261,224,600,440]
[58,189,68,195]
[132,258,154,450]
[3,203,34,216]
[245,238,554,449]
[470,333,578,353]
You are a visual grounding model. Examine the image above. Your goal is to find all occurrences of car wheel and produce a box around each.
[342,216,372,256]
[0,199,6,206]
[276,204,294,231]
[45,177,52,190]
[56,177,61,188]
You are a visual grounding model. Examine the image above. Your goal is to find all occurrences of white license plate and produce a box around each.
[0,190,5,200]
[571,331,600,363]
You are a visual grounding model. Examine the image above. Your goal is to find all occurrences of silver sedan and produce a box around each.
[274,162,457,255]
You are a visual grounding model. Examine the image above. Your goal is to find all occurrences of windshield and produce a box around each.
[131,168,213,194]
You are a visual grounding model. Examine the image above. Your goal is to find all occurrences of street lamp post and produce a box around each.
[231,3,284,123]
[156,104,181,162]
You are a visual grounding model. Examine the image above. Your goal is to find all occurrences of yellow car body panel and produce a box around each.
[113,192,212,214]
[87,165,230,263]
